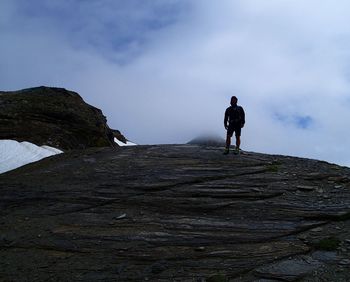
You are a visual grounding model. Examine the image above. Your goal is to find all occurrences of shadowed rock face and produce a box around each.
[0,86,115,150]
[0,145,350,281]
[112,129,127,143]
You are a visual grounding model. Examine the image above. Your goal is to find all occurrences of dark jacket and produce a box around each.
[224,105,245,127]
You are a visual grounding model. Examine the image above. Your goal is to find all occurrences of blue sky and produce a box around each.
[1,0,350,166]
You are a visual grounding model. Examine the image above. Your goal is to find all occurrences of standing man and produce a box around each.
[224,96,245,155]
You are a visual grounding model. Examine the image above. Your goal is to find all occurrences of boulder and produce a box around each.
[0,86,116,150]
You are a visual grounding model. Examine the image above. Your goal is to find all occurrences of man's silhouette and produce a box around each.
[224,96,245,155]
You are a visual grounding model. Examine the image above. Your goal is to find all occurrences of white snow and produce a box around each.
[114,137,137,146]
[0,137,137,174]
[0,140,63,174]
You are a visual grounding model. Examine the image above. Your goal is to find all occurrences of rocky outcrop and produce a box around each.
[188,134,226,146]
[0,145,349,281]
[112,129,127,144]
[0,86,116,150]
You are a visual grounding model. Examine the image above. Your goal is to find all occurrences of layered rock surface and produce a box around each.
[0,145,349,281]
[0,86,115,150]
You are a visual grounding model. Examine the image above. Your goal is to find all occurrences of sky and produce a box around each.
[1,0,350,166]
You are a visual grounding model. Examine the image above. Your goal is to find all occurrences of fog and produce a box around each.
[1,0,350,166]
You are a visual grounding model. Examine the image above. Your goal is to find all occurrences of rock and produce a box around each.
[296,185,316,191]
[253,278,280,282]
[195,246,206,252]
[0,145,350,281]
[310,227,323,232]
[254,257,323,281]
[311,251,338,263]
[316,187,324,193]
[207,274,228,282]
[114,213,127,220]
[112,129,127,144]
[339,259,350,266]
[187,134,226,146]
[148,260,169,274]
[0,86,115,150]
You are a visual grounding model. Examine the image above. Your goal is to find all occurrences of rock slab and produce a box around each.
[0,145,349,281]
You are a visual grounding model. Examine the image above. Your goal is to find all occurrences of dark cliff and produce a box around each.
[0,86,115,150]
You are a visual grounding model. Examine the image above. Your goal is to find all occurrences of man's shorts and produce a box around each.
[227,124,241,137]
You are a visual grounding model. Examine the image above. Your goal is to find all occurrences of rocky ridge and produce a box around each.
[0,145,349,281]
[0,86,116,150]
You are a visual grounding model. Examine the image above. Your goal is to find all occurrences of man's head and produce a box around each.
[230,96,238,106]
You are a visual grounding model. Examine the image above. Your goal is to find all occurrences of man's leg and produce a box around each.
[234,127,242,154]
[226,134,231,148]
[224,134,231,155]
[235,136,240,149]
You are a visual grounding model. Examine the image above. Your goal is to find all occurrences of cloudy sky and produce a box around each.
[1,0,350,166]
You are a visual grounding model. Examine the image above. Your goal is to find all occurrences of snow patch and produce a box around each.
[114,138,137,146]
[0,140,63,174]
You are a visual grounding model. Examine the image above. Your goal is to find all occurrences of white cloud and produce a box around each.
[1,0,350,166]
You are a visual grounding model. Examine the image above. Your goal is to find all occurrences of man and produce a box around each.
[223,96,245,155]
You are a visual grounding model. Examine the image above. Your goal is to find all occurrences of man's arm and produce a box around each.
[241,107,245,128]
[224,108,229,129]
